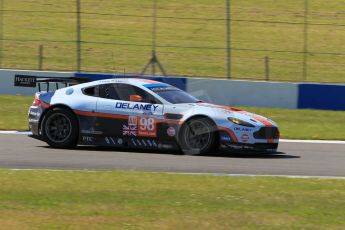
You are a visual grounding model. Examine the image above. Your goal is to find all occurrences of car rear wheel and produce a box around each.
[179,117,218,155]
[41,107,78,148]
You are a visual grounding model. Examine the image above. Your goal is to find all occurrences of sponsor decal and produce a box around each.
[167,127,176,137]
[129,116,138,126]
[82,136,94,142]
[14,75,36,87]
[234,127,253,132]
[146,85,177,93]
[220,133,231,142]
[29,111,41,117]
[81,130,103,135]
[115,102,159,112]
[241,133,249,143]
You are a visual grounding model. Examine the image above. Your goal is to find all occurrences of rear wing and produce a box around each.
[14,75,90,92]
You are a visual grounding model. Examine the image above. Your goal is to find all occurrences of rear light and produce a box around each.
[32,96,41,106]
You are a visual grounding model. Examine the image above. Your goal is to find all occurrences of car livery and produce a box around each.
[27,77,279,155]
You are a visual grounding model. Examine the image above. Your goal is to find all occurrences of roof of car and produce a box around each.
[91,78,170,87]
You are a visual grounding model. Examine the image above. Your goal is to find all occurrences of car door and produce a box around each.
[96,83,164,146]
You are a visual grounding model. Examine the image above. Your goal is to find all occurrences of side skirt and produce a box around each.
[78,135,180,151]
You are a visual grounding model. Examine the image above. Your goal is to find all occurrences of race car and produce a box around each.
[18,75,279,155]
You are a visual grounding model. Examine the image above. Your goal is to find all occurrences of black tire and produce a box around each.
[41,107,78,148]
[178,117,218,155]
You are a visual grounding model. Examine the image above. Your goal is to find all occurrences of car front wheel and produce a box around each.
[179,117,218,155]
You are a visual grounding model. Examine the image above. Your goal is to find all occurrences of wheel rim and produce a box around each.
[184,120,211,151]
[45,113,72,143]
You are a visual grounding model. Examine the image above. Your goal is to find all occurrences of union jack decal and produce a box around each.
[123,125,137,136]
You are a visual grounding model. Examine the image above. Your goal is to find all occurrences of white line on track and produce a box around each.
[7,168,345,180]
[0,131,18,134]
[169,172,345,180]
[280,139,345,144]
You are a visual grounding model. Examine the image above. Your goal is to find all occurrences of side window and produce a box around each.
[115,83,161,104]
[82,86,99,97]
[99,84,119,100]
[115,84,138,101]
[135,87,162,104]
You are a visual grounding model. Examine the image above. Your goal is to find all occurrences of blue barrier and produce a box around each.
[74,72,188,91]
[298,83,345,111]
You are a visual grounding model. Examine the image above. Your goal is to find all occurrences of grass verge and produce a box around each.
[1,95,345,140]
[0,95,33,130]
[0,169,344,229]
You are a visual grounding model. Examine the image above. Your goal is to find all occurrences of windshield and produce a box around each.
[146,85,200,104]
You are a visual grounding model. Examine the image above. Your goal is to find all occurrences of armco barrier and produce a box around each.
[1,69,345,111]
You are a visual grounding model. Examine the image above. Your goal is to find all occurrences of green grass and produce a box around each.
[1,95,345,140]
[0,95,32,130]
[2,0,345,82]
[0,169,344,229]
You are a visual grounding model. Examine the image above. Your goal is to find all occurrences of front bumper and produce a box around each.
[219,129,279,153]
[220,142,279,153]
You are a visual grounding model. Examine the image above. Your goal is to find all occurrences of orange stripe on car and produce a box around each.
[253,115,273,127]
[74,110,184,125]
[74,110,128,120]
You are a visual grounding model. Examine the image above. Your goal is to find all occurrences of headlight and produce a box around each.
[228,117,255,127]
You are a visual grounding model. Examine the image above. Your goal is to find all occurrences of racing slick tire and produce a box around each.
[41,107,78,148]
[179,117,218,155]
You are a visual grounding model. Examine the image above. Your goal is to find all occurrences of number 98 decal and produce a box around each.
[138,117,157,137]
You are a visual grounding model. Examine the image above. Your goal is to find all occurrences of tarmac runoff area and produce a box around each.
[1,132,345,178]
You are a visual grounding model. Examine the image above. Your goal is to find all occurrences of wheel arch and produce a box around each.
[181,114,218,130]
[179,114,220,140]
[39,104,79,134]
[177,114,220,154]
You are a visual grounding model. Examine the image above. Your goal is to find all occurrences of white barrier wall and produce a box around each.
[0,69,299,109]
[0,69,73,95]
[187,78,299,109]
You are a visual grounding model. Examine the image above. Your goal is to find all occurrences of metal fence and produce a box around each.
[0,0,345,83]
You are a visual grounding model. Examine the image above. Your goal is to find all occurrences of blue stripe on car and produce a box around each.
[143,83,170,88]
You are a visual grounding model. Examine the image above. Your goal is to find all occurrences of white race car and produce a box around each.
[19,76,279,155]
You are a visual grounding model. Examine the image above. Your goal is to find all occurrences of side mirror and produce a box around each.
[130,95,142,102]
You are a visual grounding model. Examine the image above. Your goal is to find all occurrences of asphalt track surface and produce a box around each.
[1,134,345,177]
